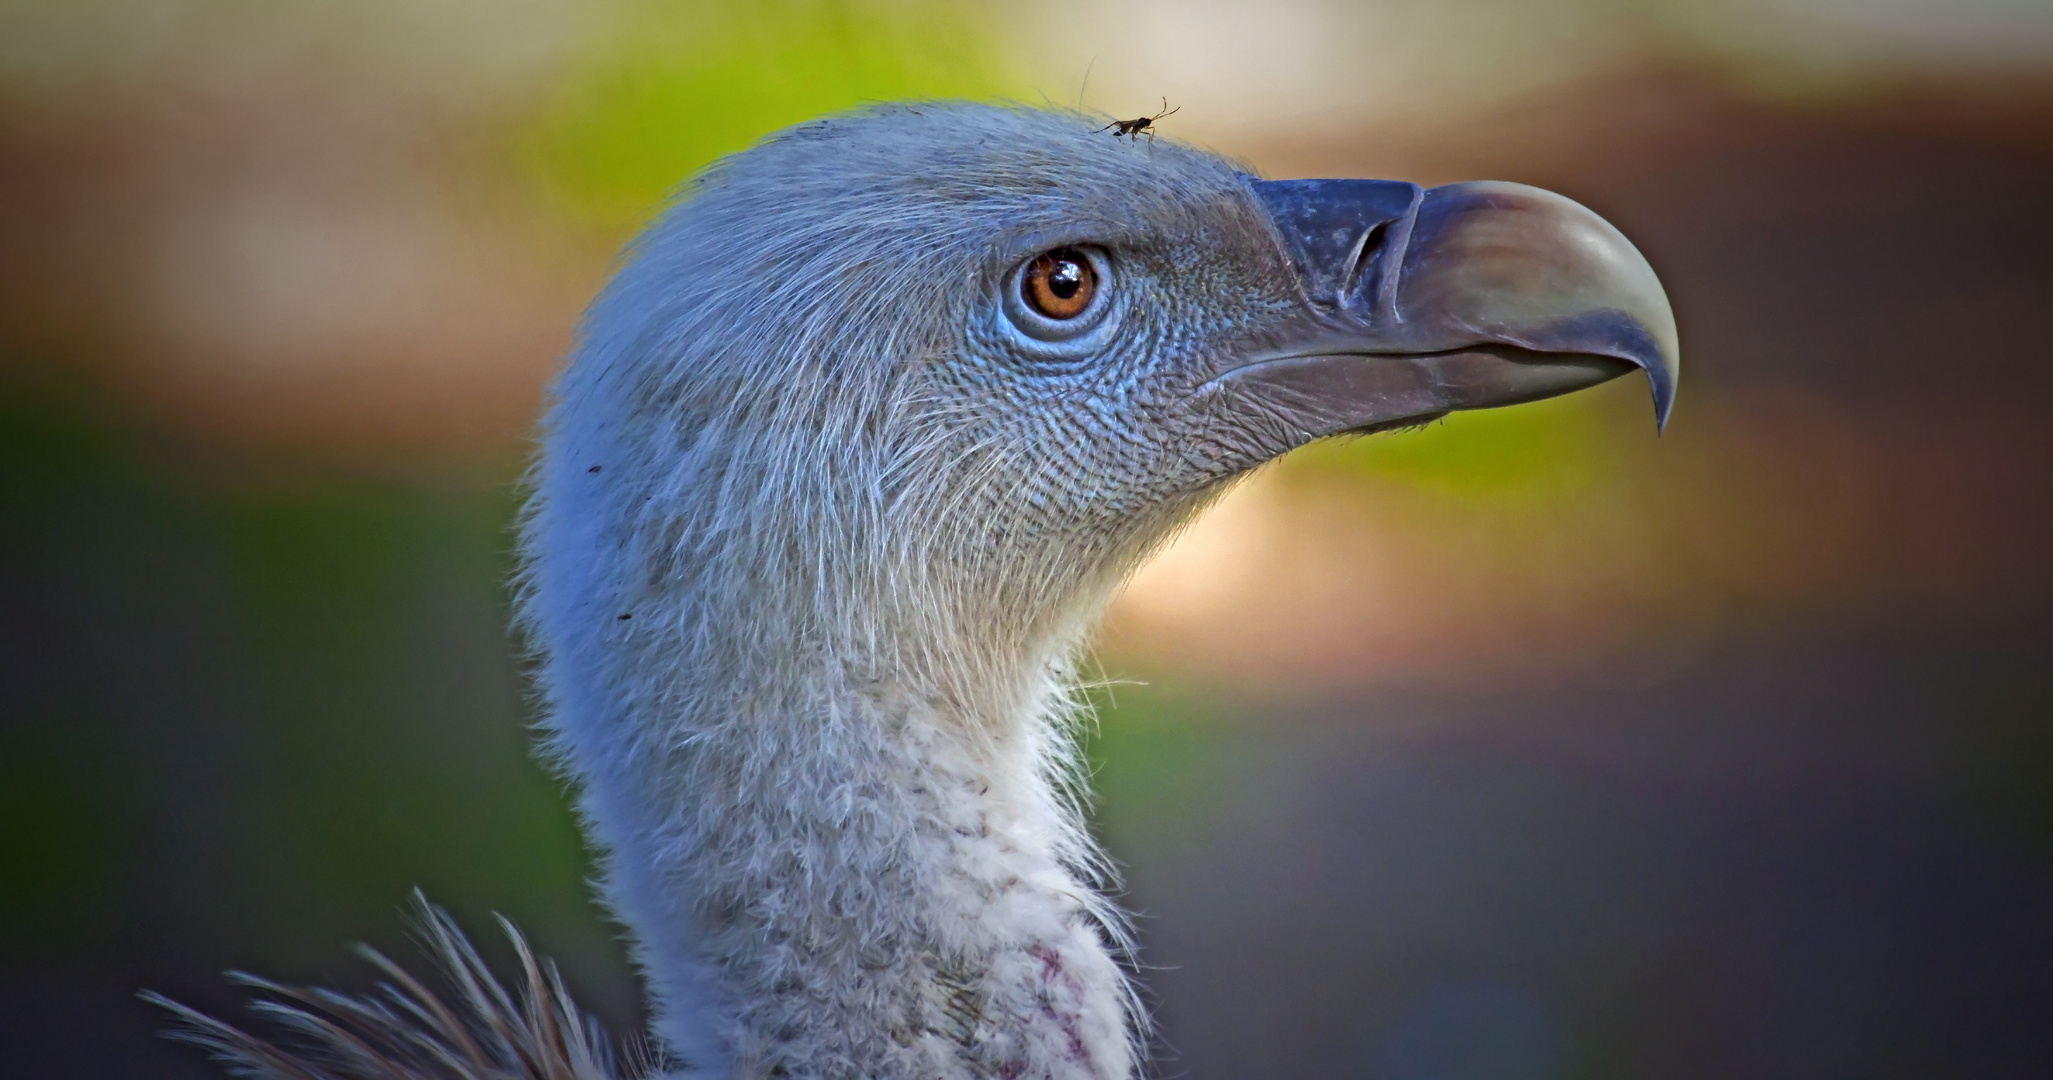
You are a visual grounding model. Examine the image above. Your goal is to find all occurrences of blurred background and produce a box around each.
[2,1,2049,1076]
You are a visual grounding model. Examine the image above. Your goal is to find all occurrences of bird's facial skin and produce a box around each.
[908,111,1678,605]
[943,164,1304,558]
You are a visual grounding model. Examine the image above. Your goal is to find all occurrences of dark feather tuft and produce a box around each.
[144,893,649,1080]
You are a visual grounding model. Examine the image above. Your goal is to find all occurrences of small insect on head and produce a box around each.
[1096,97,1181,143]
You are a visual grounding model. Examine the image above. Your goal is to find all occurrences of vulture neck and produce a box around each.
[598,578,1137,1080]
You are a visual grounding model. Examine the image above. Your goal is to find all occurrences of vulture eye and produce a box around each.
[1021,248,1097,320]
[1000,244,1114,348]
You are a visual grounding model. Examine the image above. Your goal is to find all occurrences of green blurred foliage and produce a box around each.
[0,731,125,942]
[518,0,1007,232]
[1282,380,1644,502]
[0,386,630,1013]
[1081,683,1259,862]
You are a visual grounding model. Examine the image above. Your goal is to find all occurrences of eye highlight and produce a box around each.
[1021,247,1097,320]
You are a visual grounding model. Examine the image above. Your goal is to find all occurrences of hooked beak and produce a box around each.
[1198,177,1679,462]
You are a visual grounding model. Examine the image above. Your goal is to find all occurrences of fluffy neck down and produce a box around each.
[549,601,1137,1079]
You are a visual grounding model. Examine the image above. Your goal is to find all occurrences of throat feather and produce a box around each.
[587,652,1137,1080]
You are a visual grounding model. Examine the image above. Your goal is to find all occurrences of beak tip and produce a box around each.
[1632,299,1680,435]
[1648,353,1678,434]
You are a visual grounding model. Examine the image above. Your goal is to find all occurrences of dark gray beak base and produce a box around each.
[1202,177,1680,458]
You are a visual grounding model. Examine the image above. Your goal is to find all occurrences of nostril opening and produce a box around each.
[1341,220,1388,306]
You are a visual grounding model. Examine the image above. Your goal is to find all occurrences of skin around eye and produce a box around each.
[1022,248,1097,319]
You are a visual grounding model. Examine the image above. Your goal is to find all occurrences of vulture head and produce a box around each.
[160,103,1678,1080]
[531,102,1673,706]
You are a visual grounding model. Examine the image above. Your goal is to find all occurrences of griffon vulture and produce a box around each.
[151,102,1678,1080]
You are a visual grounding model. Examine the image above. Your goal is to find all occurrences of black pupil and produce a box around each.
[1046,257,1084,300]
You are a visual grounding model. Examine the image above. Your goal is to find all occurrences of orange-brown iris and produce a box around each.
[1021,248,1096,320]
